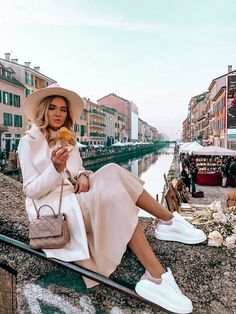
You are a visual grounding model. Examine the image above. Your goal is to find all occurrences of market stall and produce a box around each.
[191,146,236,186]
[179,141,203,154]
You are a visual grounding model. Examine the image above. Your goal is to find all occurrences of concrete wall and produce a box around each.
[0,173,235,313]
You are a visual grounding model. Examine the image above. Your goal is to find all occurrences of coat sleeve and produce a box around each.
[75,142,93,178]
[18,136,63,199]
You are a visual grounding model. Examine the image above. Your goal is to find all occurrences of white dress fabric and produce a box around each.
[75,163,144,287]
[18,125,144,288]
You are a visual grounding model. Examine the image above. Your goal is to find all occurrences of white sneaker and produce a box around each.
[155,212,206,244]
[135,268,193,314]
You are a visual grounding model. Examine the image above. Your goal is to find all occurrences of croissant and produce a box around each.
[58,127,73,147]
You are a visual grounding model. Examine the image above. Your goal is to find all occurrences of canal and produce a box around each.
[89,145,175,217]
[4,145,175,217]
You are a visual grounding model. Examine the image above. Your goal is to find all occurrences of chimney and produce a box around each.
[11,58,18,63]
[228,65,232,73]
[4,53,11,61]
[34,66,40,72]
[24,62,31,67]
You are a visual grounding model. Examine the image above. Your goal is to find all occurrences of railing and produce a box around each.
[0,235,148,305]
[90,132,106,137]
[0,124,9,132]
[90,121,106,127]
[90,109,106,117]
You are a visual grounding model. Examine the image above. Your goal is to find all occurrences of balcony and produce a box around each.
[0,124,9,133]
[90,132,106,138]
[197,114,206,122]
[90,109,105,117]
[90,121,106,127]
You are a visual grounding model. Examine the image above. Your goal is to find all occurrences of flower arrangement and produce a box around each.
[191,200,236,248]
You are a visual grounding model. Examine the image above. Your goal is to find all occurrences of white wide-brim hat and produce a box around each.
[24,83,84,123]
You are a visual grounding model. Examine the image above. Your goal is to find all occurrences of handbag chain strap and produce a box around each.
[32,179,64,219]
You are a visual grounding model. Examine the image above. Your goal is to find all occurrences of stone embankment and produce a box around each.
[0,172,235,313]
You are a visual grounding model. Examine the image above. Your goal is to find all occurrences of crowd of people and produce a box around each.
[179,153,199,196]
[220,157,236,187]
[179,152,236,190]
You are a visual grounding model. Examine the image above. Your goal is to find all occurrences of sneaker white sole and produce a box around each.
[135,281,193,314]
[155,230,206,244]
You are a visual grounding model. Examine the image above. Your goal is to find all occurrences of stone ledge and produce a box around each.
[0,173,235,313]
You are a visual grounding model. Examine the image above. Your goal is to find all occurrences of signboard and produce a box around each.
[227,74,236,130]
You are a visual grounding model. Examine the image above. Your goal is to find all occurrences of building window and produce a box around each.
[25,72,33,86]
[5,71,12,79]
[9,93,13,106]
[0,90,2,103]
[3,113,13,126]
[3,91,8,104]
[14,95,20,107]
[80,125,85,136]
[14,115,23,127]
[25,88,30,97]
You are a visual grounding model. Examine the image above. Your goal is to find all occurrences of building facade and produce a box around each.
[0,63,25,154]
[0,53,56,154]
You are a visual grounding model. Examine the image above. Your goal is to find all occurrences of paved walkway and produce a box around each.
[189,184,235,206]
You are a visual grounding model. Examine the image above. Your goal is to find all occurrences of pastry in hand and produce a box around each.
[58,127,73,147]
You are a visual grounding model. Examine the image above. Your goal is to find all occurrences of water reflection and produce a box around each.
[118,147,174,217]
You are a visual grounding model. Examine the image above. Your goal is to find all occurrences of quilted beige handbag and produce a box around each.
[29,180,70,249]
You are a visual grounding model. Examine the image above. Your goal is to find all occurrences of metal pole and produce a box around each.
[0,234,170,312]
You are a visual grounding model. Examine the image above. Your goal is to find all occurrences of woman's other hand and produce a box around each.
[74,174,90,194]
[51,147,69,173]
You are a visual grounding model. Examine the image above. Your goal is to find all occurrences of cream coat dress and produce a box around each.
[18,125,144,287]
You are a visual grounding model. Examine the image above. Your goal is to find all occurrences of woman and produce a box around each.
[18,84,206,314]
[180,165,190,191]
[221,160,228,187]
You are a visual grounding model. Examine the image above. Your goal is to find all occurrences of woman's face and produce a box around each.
[47,96,68,130]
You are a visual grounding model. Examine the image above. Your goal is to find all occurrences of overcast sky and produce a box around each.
[1,0,235,139]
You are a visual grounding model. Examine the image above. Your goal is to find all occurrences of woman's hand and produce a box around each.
[51,147,69,173]
[74,174,90,194]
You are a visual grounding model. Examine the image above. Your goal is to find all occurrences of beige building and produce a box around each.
[138,118,145,142]
[0,63,25,154]
[0,53,56,131]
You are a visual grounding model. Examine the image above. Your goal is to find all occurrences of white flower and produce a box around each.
[212,211,228,224]
[209,200,223,211]
[225,236,236,248]
[233,224,236,234]
[208,231,223,247]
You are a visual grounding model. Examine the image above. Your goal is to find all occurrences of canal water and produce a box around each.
[5,145,175,217]
[117,145,175,217]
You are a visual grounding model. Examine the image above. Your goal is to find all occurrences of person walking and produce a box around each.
[221,160,229,187]
[180,165,191,191]
[189,162,198,196]
[229,158,236,187]
[18,84,206,314]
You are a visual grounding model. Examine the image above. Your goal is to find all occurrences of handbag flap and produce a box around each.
[29,214,65,239]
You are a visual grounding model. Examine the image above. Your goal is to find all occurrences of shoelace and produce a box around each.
[166,279,183,295]
[175,217,194,229]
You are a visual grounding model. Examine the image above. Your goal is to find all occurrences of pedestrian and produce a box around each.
[18,84,206,314]
[221,159,229,187]
[229,157,236,187]
[189,162,198,196]
[180,165,191,191]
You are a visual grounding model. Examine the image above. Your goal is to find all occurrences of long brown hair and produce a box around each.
[34,95,76,146]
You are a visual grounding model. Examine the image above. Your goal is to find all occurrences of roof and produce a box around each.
[0,57,56,82]
[97,93,130,103]
[0,74,25,88]
[213,86,226,101]
[208,69,236,90]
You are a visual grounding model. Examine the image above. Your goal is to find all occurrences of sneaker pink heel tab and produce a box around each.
[141,270,162,285]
